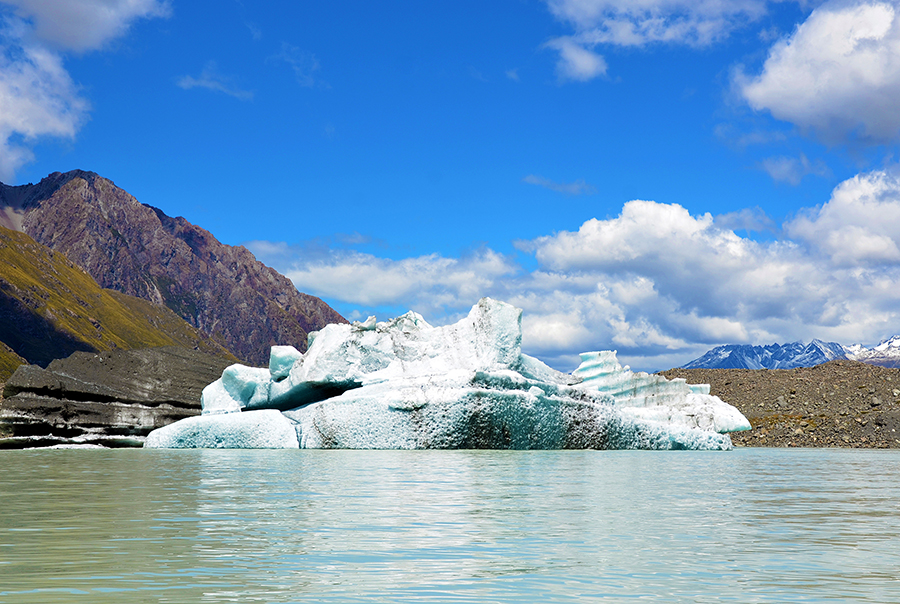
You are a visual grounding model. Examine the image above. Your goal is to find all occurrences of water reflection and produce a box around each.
[1,449,899,602]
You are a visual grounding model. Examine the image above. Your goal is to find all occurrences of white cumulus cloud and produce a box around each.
[246,244,520,319]
[520,199,822,341]
[739,0,900,144]
[521,171,900,366]
[786,167,900,265]
[0,0,167,180]
[0,36,87,180]
[2,0,170,52]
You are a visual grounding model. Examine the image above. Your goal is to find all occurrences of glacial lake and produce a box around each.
[1,448,899,603]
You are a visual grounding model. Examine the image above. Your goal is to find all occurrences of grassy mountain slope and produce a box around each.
[6,171,346,366]
[0,341,25,381]
[0,225,234,380]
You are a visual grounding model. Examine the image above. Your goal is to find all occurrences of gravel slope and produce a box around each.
[661,360,900,448]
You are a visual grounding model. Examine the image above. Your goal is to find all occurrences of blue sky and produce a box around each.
[2,0,900,371]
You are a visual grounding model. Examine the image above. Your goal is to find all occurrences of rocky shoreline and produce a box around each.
[661,360,900,448]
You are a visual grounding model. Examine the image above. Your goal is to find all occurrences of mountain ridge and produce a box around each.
[845,335,900,368]
[683,336,900,369]
[1,170,346,366]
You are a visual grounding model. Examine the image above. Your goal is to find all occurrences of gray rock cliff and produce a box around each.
[0,347,233,448]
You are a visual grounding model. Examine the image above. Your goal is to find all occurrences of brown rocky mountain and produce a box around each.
[1,170,346,366]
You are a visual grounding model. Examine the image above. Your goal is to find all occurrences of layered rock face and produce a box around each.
[0,347,233,448]
[1,171,345,365]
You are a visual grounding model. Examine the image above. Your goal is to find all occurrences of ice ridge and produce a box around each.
[145,298,750,450]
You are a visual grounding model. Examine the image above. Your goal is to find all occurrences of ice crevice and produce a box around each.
[145,298,751,450]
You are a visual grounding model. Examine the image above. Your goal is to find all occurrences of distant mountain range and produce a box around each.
[0,170,346,368]
[844,336,900,368]
[683,336,900,369]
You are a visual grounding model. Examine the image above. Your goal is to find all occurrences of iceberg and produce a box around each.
[145,298,750,450]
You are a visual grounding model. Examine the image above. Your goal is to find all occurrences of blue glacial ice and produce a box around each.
[144,298,751,450]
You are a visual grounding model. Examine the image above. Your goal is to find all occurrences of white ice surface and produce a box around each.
[269,345,303,380]
[284,371,735,450]
[145,409,299,449]
[201,364,270,415]
[146,298,748,450]
[573,351,751,433]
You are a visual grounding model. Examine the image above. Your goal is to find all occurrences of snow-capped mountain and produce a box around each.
[844,336,900,368]
[683,336,900,369]
[682,339,848,370]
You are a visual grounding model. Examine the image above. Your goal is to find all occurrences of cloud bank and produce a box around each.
[0,0,168,180]
[250,167,900,371]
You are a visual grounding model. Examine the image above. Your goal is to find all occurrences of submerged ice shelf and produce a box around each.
[145,298,750,450]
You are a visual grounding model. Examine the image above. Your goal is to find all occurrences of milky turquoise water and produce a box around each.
[1,448,899,603]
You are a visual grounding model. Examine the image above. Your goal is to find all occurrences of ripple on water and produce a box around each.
[1,448,899,603]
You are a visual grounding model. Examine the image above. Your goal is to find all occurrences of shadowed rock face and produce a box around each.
[2,170,346,366]
[0,347,233,448]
